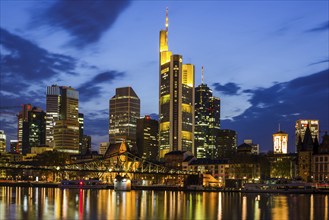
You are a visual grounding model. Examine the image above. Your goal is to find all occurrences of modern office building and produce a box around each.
[159,8,195,158]
[0,130,6,153]
[48,86,79,154]
[17,104,32,154]
[109,87,140,152]
[10,140,18,153]
[136,115,159,160]
[217,129,237,158]
[195,67,220,158]
[81,135,91,155]
[22,107,46,155]
[295,119,319,152]
[273,130,288,154]
[78,113,84,153]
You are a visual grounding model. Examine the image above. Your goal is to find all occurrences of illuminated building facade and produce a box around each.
[46,85,61,147]
[295,119,319,152]
[195,69,221,158]
[10,140,18,153]
[51,86,79,154]
[136,115,159,160]
[273,130,288,154]
[81,135,91,155]
[17,104,32,154]
[159,8,195,158]
[22,107,46,155]
[109,87,140,152]
[0,130,6,153]
[78,113,84,154]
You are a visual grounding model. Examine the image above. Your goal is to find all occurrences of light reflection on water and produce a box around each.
[0,186,328,220]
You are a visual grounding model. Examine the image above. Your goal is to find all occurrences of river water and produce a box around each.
[0,186,328,219]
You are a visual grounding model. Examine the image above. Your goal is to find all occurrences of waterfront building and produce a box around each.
[194,67,221,159]
[312,132,329,182]
[295,119,319,152]
[0,130,6,153]
[273,129,288,154]
[109,87,140,152]
[297,125,317,181]
[136,115,159,161]
[217,129,237,158]
[159,8,195,158]
[164,150,195,169]
[78,113,84,154]
[48,86,80,154]
[266,153,296,179]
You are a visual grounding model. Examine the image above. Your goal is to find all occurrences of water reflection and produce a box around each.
[0,187,328,219]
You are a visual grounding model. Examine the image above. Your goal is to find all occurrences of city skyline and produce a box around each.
[0,1,328,152]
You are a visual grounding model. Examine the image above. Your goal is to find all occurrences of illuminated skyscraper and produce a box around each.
[0,130,6,153]
[195,67,221,158]
[136,115,159,160]
[109,87,140,152]
[17,104,32,154]
[273,129,288,154]
[159,8,195,158]
[47,85,79,153]
[78,113,84,153]
[295,119,319,152]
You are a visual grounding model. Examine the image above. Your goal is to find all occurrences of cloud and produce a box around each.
[305,20,329,33]
[222,69,329,152]
[37,0,131,47]
[212,82,241,95]
[0,27,78,82]
[308,59,329,66]
[77,71,124,102]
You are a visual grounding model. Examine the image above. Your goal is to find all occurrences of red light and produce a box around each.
[79,181,83,185]
[146,116,150,120]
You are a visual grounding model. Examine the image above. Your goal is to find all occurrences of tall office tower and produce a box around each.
[22,107,46,154]
[78,113,84,154]
[295,120,319,152]
[273,129,288,154]
[159,8,195,158]
[46,85,61,147]
[81,135,91,155]
[194,67,221,158]
[109,87,140,152]
[51,86,79,154]
[0,130,6,153]
[136,115,159,160]
[10,140,18,153]
[17,104,32,154]
[217,129,237,158]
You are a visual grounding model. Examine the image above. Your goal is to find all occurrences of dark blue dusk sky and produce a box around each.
[0,1,328,152]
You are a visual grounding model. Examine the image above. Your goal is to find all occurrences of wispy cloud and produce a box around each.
[77,71,124,102]
[305,20,329,33]
[36,0,131,48]
[212,82,241,95]
[222,69,329,152]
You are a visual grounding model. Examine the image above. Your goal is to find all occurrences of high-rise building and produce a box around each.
[273,130,288,154]
[17,104,32,154]
[194,67,220,158]
[295,119,319,152]
[22,107,46,154]
[78,113,84,153]
[109,87,140,152]
[48,86,79,154]
[159,8,195,158]
[99,142,110,155]
[10,140,18,153]
[81,135,91,155]
[217,129,237,158]
[0,130,6,153]
[136,115,159,160]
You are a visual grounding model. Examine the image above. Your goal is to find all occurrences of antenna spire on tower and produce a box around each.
[202,66,204,84]
[278,123,281,132]
[166,7,169,31]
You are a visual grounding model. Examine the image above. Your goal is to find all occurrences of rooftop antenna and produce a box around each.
[278,123,281,132]
[202,66,204,84]
[166,7,169,31]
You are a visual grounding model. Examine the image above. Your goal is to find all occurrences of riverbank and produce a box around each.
[1,181,328,194]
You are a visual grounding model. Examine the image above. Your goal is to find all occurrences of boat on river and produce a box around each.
[114,175,131,191]
[59,179,108,189]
